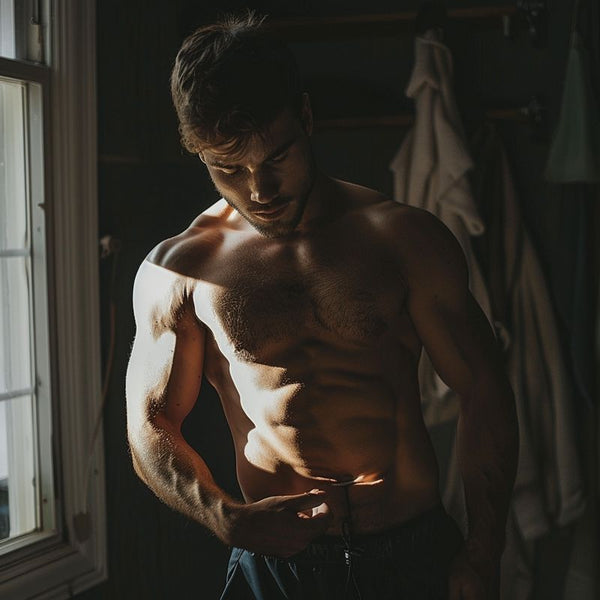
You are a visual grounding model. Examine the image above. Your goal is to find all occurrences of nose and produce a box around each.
[249,170,279,204]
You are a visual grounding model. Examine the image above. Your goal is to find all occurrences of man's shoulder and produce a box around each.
[132,201,229,320]
[336,180,431,225]
[379,202,449,241]
[145,198,231,275]
[334,182,453,251]
[388,205,468,291]
[353,192,446,243]
[362,199,466,281]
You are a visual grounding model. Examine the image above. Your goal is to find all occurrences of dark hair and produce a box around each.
[170,11,303,154]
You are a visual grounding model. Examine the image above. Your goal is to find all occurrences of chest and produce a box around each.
[197,234,408,360]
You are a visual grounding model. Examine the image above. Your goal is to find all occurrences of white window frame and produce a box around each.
[0,1,106,598]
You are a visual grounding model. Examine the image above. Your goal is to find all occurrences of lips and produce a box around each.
[254,201,289,218]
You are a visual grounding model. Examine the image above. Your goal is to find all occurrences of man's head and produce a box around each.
[171,11,316,237]
[170,11,305,153]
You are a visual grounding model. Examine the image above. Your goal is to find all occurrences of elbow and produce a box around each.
[127,419,179,488]
[461,372,515,417]
[132,455,148,485]
[128,435,150,485]
[127,420,161,486]
[461,375,519,454]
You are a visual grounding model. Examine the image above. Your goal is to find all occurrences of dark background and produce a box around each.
[79,1,599,598]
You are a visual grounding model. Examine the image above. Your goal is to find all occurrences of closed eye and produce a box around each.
[218,167,241,176]
[268,151,288,164]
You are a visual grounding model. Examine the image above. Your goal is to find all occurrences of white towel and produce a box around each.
[389,29,494,425]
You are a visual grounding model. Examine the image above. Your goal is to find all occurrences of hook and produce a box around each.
[521,95,548,142]
[516,0,548,47]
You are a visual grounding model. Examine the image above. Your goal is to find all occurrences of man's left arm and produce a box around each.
[396,208,519,598]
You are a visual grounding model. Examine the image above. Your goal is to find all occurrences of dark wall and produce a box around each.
[76,1,598,598]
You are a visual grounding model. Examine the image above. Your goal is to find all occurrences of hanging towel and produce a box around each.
[544,31,600,182]
[389,29,495,430]
[538,184,595,408]
[469,123,587,599]
[389,30,485,238]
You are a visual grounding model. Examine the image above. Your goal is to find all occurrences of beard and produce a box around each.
[215,154,317,239]
[221,192,308,238]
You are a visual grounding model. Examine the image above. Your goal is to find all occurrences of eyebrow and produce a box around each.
[207,136,298,169]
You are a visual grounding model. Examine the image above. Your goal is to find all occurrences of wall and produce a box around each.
[75,1,598,598]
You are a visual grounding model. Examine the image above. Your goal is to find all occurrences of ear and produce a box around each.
[300,92,313,136]
[198,152,207,165]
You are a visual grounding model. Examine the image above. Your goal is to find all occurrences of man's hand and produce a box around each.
[448,547,499,600]
[221,489,333,557]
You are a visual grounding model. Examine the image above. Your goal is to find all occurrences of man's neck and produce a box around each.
[295,171,338,234]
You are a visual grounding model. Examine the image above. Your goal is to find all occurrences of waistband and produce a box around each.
[290,502,458,563]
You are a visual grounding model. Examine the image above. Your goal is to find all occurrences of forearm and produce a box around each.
[129,420,239,540]
[457,380,519,571]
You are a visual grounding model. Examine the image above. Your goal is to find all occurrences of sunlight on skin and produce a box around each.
[131,236,409,539]
[295,476,386,519]
[295,478,386,519]
[243,429,281,474]
[298,501,330,519]
[132,266,389,491]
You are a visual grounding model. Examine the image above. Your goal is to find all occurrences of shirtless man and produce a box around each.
[126,13,518,600]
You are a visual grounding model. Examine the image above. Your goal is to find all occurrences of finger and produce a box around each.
[298,502,331,521]
[301,503,333,533]
[310,502,330,517]
[295,503,332,522]
[298,502,330,519]
[352,478,385,487]
[330,476,385,487]
[279,490,327,512]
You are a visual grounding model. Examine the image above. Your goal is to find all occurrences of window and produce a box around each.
[0,73,53,549]
[0,1,106,598]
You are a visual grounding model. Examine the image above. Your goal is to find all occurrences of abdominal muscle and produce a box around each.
[215,354,441,536]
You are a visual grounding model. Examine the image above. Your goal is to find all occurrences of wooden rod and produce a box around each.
[315,107,529,131]
[315,114,414,130]
[264,6,520,40]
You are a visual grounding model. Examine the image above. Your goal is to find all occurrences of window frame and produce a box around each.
[0,69,54,553]
[0,1,106,598]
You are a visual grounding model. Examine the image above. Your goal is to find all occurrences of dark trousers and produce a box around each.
[219,503,464,600]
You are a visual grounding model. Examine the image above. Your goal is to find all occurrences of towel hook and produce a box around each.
[521,95,548,142]
[516,0,548,47]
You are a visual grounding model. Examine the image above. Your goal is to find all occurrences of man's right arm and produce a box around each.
[126,257,332,554]
[126,259,234,537]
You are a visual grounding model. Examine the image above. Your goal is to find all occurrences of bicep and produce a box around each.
[402,213,502,398]
[410,286,500,397]
[126,262,206,441]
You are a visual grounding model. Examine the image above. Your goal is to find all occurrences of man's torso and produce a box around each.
[148,181,441,534]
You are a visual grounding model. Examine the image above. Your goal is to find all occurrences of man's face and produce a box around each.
[200,101,316,238]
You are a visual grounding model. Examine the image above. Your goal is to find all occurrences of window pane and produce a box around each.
[0,0,16,60]
[0,77,32,397]
[0,1,48,64]
[0,78,28,251]
[0,65,55,561]
[0,395,37,541]
[0,256,32,395]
